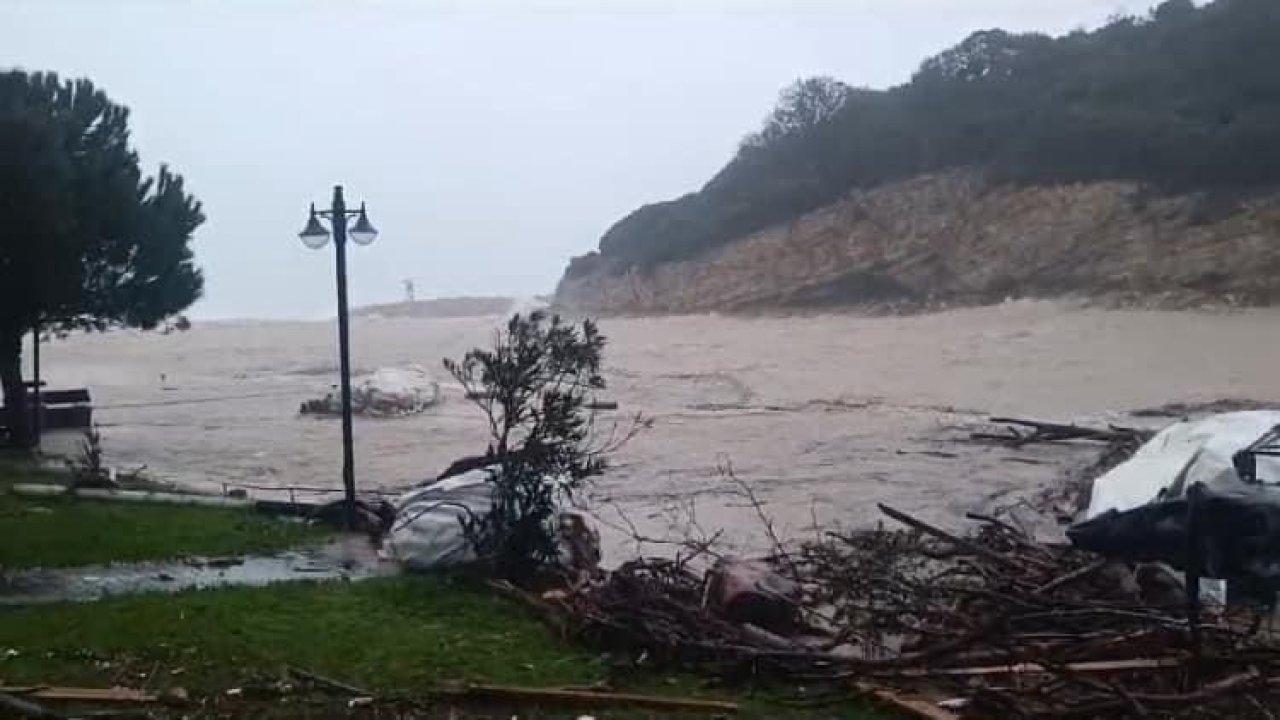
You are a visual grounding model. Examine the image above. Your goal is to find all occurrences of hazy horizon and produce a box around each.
[5,0,1165,320]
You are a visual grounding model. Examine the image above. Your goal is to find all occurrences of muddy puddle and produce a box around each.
[0,536,399,605]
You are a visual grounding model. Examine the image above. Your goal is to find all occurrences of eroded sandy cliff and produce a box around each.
[555,171,1280,313]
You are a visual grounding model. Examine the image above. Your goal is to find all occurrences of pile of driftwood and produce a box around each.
[527,502,1279,719]
[801,506,1279,719]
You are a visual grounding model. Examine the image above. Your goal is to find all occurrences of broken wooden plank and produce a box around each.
[455,683,739,714]
[891,656,1184,678]
[855,683,960,720]
[0,691,65,719]
[0,685,158,703]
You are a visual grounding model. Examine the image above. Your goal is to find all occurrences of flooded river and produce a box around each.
[30,300,1280,561]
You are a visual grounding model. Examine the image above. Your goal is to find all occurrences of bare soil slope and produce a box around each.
[556,171,1280,313]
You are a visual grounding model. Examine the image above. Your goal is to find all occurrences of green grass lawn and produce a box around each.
[0,491,329,569]
[0,462,329,569]
[0,576,875,718]
[0,460,878,718]
[0,450,65,484]
[0,576,599,691]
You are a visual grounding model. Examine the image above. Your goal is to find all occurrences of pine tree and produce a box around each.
[0,70,204,446]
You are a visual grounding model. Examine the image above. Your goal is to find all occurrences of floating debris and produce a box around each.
[300,365,440,418]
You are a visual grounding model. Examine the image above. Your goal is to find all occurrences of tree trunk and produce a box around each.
[0,326,30,449]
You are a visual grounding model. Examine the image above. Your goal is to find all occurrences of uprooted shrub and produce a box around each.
[444,311,645,579]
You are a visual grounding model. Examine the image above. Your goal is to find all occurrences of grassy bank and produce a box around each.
[0,463,328,569]
[0,493,327,568]
[0,576,600,690]
[0,461,876,718]
[0,575,876,718]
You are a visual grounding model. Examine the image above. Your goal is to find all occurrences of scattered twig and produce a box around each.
[720,457,799,579]
[1034,559,1108,595]
[533,490,1279,720]
[286,666,375,698]
[878,503,1025,572]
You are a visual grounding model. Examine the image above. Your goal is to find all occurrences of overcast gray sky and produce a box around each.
[5,0,1164,319]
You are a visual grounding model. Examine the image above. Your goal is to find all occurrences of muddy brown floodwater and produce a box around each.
[29,300,1280,563]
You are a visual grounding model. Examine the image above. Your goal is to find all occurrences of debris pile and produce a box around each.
[530,501,1278,719]
[300,365,440,418]
[799,506,1279,719]
[557,557,809,670]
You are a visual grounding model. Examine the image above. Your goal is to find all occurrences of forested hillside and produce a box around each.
[567,0,1280,278]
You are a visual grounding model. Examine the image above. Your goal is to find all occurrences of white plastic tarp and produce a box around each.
[384,468,597,572]
[383,470,493,570]
[1085,410,1280,519]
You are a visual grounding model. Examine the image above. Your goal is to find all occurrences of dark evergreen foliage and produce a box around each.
[444,312,617,578]
[589,0,1280,272]
[0,70,204,446]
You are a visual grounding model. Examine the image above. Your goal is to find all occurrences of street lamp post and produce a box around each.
[30,323,40,448]
[298,185,378,530]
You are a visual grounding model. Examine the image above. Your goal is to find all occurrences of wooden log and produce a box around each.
[988,417,1137,442]
[974,417,1145,448]
[891,656,1183,678]
[454,684,739,714]
[0,691,65,719]
[0,685,157,703]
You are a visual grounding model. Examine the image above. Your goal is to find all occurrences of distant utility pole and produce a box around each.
[403,278,415,303]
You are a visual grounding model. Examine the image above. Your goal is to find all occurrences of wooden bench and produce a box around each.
[1,386,93,433]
